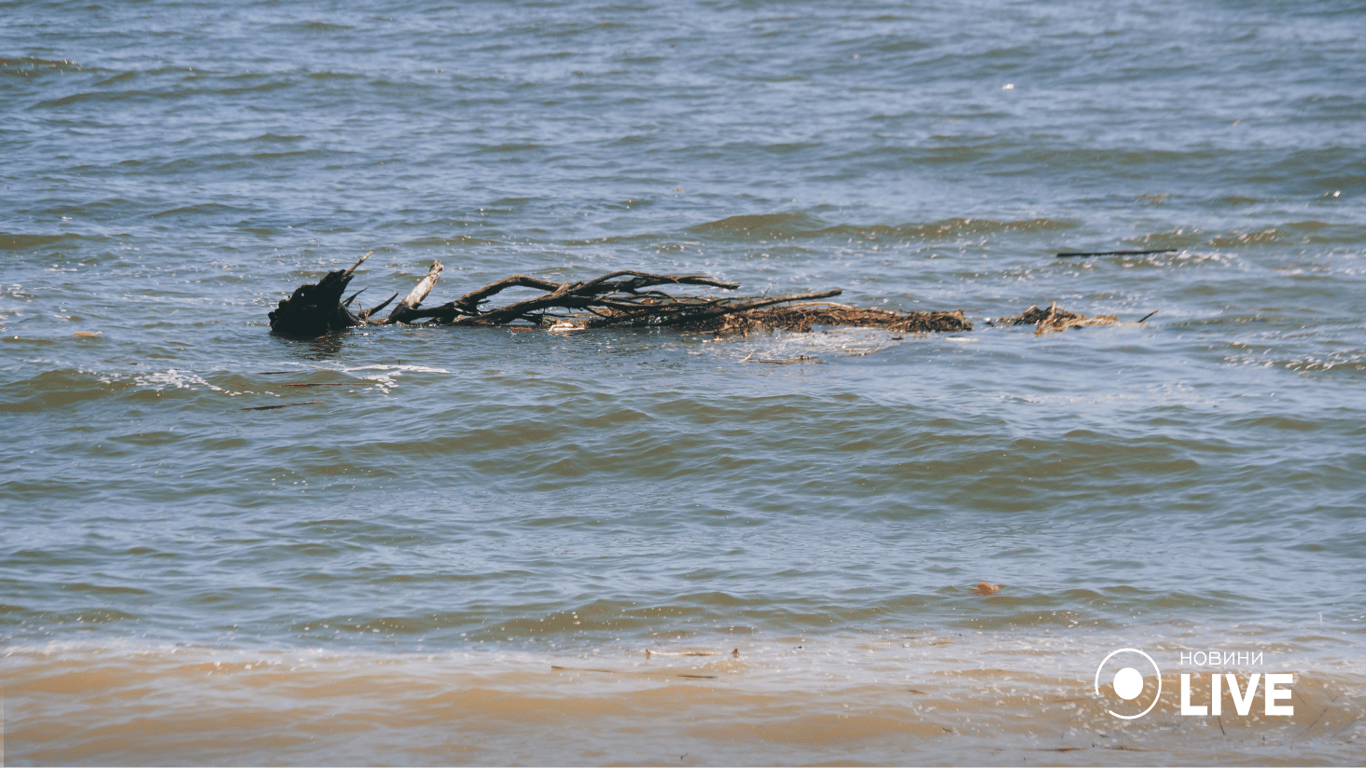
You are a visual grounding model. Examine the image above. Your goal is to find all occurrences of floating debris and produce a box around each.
[996,302,1119,335]
[682,304,972,336]
[269,256,971,339]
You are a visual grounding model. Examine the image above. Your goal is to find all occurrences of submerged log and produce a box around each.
[269,256,975,338]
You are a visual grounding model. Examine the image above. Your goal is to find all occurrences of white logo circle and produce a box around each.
[1094,649,1162,719]
[1112,667,1143,700]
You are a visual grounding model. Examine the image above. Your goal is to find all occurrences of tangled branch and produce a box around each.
[269,257,972,338]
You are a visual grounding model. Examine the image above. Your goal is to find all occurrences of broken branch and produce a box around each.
[386,260,444,324]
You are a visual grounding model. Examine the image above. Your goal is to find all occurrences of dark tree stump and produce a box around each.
[268,253,369,338]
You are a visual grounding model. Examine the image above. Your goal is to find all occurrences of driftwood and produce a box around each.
[268,255,1158,341]
[994,301,1119,335]
[268,257,973,338]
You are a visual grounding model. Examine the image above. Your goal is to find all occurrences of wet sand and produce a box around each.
[7,634,1362,766]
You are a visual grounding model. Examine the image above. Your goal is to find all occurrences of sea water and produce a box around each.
[3,1,1365,764]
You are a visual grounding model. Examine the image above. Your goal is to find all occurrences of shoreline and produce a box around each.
[7,629,1363,766]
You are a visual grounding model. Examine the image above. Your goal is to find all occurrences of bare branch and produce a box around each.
[343,250,373,277]
[359,291,400,321]
[386,261,444,324]
[451,275,565,313]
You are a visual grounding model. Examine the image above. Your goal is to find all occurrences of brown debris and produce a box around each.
[996,301,1119,335]
[970,581,1002,596]
[679,303,971,335]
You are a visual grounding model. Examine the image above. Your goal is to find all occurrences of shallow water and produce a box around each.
[3,0,1366,764]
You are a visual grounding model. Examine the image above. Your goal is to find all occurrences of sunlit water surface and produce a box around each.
[3,1,1365,764]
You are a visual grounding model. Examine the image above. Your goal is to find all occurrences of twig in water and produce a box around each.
[1056,249,1177,258]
